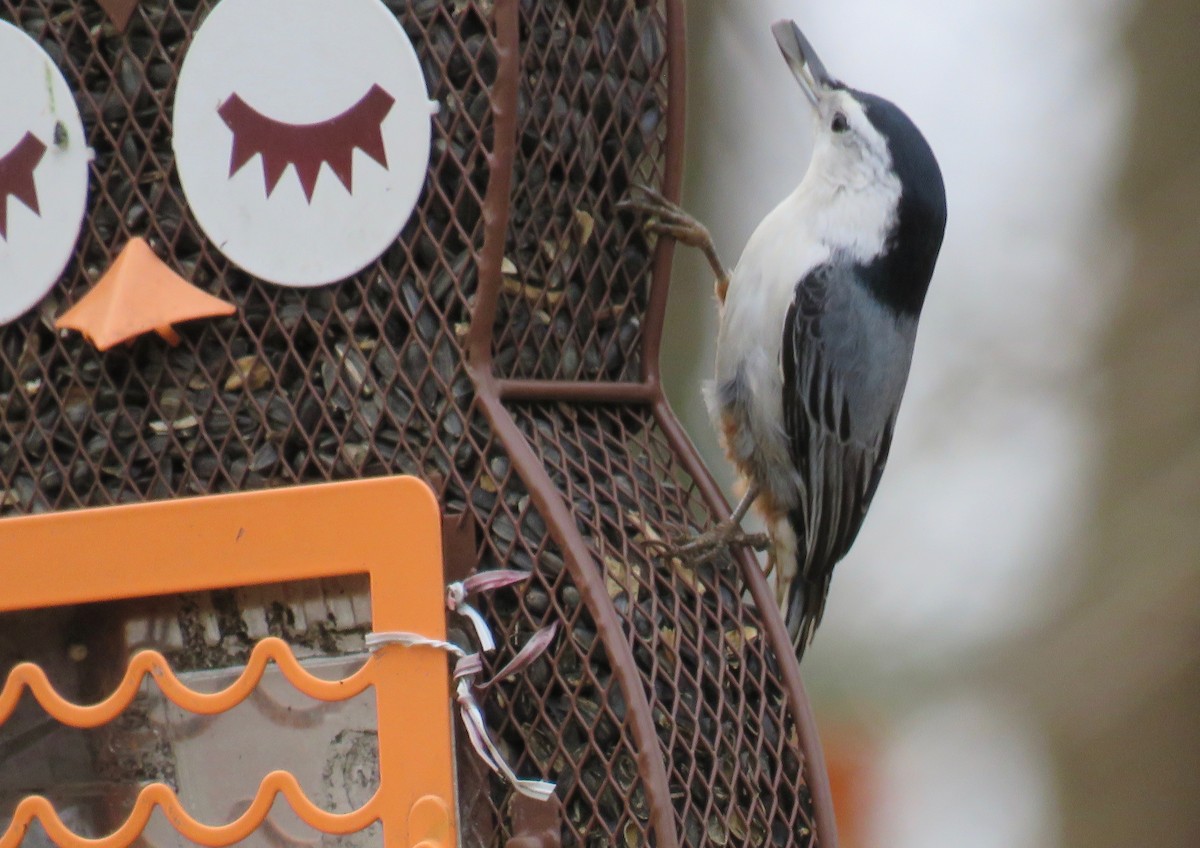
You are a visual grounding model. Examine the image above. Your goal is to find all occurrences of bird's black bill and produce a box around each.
[771,19,833,106]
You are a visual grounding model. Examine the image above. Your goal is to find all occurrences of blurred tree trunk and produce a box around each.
[1013,0,1200,845]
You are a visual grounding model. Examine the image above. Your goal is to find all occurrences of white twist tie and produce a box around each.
[365,569,557,802]
[365,630,466,657]
[455,676,556,801]
[446,569,530,653]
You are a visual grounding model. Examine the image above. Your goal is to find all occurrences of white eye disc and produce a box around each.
[173,0,436,288]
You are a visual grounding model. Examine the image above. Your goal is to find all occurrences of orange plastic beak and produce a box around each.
[55,237,235,351]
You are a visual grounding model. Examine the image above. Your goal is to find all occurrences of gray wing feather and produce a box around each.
[781,264,905,653]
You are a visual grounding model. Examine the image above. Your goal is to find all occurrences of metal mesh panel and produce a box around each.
[512,403,817,847]
[493,0,666,383]
[479,496,654,846]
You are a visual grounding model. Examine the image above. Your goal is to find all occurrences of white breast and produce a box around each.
[716,191,828,388]
[709,189,827,505]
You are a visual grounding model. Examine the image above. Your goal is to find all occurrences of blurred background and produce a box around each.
[662,1,1199,846]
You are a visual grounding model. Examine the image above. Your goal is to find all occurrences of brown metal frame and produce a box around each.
[467,2,838,845]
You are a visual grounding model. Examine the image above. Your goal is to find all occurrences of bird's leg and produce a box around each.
[618,184,731,302]
[648,483,771,566]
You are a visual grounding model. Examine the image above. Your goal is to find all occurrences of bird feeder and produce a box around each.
[0,2,837,846]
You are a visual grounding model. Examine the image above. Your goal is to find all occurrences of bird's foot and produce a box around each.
[618,185,729,297]
[619,185,714,249]
[646,520,770,567]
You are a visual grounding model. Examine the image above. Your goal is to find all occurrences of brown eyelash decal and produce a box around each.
[96,0,141,32]
[0,132,47,240]
[218,83,395,203]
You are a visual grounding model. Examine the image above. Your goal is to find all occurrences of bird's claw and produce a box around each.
[618,184,715,249]
[619,184,729,298]
[644,524,771,568]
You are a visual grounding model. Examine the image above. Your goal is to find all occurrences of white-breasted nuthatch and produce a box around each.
[629,20,947,656]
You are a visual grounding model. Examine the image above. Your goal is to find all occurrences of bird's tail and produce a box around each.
[784,571,833,659]
[775,513,832,659]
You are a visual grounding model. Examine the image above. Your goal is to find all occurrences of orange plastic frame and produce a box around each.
[0,477,456,848]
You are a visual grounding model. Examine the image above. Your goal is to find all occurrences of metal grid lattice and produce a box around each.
[511,403,815,845]
[494,0,668,383]
[0,1,835,846]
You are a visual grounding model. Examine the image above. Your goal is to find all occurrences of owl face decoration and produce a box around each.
[0,0,435,327]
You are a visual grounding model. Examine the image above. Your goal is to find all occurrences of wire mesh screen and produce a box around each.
[0,1,831,846]
[494,0,667,382]
[511,403,815,846]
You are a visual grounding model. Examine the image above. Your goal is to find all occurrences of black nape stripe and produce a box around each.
[852,90,948,319]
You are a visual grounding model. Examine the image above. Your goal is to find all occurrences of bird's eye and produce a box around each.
[831,112,849,133]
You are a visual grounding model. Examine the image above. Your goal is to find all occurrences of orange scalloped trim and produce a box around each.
[0,637,373,729]
[0,770,379,848]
